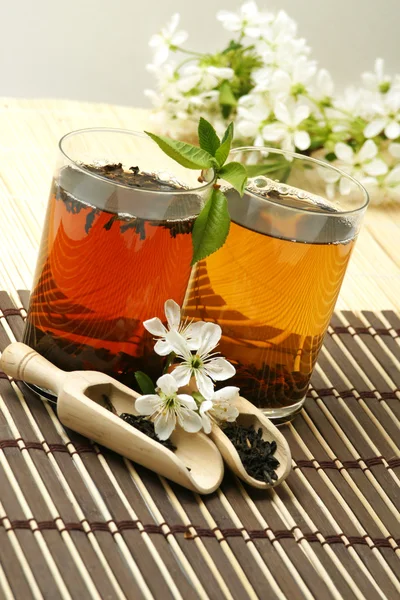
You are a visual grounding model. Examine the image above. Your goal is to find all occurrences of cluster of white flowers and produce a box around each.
[135,300,239,440]
[145,2,400,205]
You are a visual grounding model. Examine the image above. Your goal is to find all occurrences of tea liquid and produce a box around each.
[24,166,197,388]
[183,186,355,411]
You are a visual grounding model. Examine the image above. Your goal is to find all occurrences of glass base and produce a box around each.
[260,397,305,425]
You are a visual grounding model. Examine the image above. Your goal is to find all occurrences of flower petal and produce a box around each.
[164,299,181,331]
[185,321,206,349]
[386,165,400,185]
[177,394,197,410]
[274,100,291,124]
[207,66,234,80]
[172,30,188,46]
[165,330,192,359]
[156,374,178,396]
[199,400,213,434]
[177,408,202,433]
[364,119,386,138]
[212,404,239,422]
[384,120,400,140]
[195,370,215,399]
[154,339,173,356]
[198,322,222,357]
[224,405,239,422]
[262,123,287,142]
[389,143,400,158]
[149,33,162,48]
[357,140,377,162]
[294,130,310,151]
[200,413,212,434]
[293,104,310,125]
[335,142,354,163]
[364,158,388,177]
[271,70,291,94]
[170,364,191,388]
[200,400,214,414]
[135,395,161,415]
[339,176,352,195]
[154,410,176,440]
[212,386,240,403]
[153,45,169,67]
[204,357,236,380]
[143,317,167,337]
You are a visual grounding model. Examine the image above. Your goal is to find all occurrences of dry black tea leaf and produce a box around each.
[223,422,279,483]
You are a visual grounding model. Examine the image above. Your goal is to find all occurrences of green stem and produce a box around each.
[174,56,199,74]
[173,46,204,57]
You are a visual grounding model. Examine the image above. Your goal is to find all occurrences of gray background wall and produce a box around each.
[0,0,398,107]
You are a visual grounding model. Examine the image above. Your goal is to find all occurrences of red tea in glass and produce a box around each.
[23,129,212,393]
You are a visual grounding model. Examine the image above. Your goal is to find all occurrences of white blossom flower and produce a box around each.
[362,58,392,93]
[262,99,311,152]
[261,9,297,44]
[135,374,202,440]
[149,14,188,66]
[199,387,240,434]
[326,140,388,195]
[360,164,400,205]
[256,38,309,74]
[333,86,370,119]
[145,3,400,206]
[363,89,400,139]
[166,324,235,398]
[216,1,273,38]
[311,69,334,102]
[144,299,205,356]
[236,93,270,141]
[177,65,234,93]
[383,165,400,200]
[264,57,316,97]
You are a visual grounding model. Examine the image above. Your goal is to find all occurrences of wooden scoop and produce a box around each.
[0,342,224,494]
[209,396,292,489]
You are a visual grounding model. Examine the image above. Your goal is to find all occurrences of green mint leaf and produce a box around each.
[191,188,230,265]
[198,117,221,156]
[145,132,215,169]
[215,122,234,167]
[219,162,248,196]
[221,105,233,119]
[134,371,156,395]
[219,81,237,107]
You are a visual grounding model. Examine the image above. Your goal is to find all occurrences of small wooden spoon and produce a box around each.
[209,395,291,489]
[0,343,224,494]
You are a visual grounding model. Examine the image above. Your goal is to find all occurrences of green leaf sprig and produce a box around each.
[145,117,248,265]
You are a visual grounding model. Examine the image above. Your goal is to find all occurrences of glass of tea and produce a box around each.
[23,128,214,398]
[182,147,368,421]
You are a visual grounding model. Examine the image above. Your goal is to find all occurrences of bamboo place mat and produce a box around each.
[0,291,399,600]
[0,98,399,599]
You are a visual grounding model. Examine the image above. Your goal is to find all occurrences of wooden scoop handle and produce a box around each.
[0,342,66,395]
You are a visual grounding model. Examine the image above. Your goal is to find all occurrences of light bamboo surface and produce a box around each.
[0,97,399,312]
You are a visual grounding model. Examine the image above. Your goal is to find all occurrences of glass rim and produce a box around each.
[231,145,370,215]
[59,127,216,195]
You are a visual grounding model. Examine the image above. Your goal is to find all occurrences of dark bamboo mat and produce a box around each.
[0,291,399,600]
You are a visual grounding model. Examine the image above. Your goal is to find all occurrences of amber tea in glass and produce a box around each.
[183,148,368,420]
[23,129,213,396]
